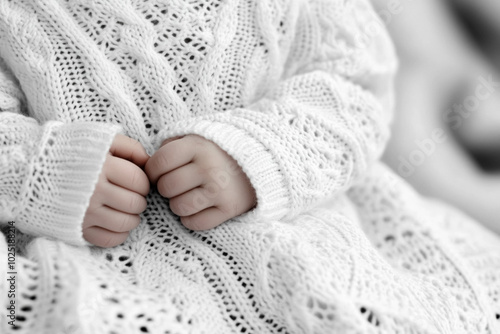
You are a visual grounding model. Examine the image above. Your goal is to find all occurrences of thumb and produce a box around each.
[109,134,149,167]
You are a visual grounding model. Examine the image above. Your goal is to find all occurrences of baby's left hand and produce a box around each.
[145,135,257,230]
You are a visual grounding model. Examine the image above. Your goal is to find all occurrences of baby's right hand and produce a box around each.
[83,134,150,248]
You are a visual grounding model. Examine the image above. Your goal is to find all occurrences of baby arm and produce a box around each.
[0,57,149,246]
[152,0,396,225]
[145,135,256,230]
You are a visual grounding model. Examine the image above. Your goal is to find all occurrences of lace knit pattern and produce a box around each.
[0,0,499,333]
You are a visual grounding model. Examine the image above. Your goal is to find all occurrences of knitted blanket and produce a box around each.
[0,0,499,333]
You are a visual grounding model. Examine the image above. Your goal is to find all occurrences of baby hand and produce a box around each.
[145,135,256,230]
[83,134,150,247]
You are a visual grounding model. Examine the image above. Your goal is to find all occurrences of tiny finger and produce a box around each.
[106,156,150,196]
[169,187,215,217]
[157,163,204,198]
[100,182,147,214]
[181,206,230,230]
[83,226,130,248]
[110,134,149,167]
[84,205,141,232]
[145,137,197,183]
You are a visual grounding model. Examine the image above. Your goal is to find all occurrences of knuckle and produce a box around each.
[192,190,211,209]
[202,182,221,200]
[198,166,211,182]
[194,164,206,178]
[207,167,232,189]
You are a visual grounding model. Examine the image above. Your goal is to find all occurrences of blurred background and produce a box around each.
[370,0,500,233]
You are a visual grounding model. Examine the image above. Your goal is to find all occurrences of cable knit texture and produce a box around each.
[0,0,499,333]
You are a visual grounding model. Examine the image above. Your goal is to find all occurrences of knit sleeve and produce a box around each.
[156,0,397,222]
[0,58,121,246]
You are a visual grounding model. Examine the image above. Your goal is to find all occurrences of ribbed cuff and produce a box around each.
[156,119,291,222]
[17,121,121,246]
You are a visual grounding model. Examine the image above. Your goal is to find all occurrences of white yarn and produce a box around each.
[0,0,499,333]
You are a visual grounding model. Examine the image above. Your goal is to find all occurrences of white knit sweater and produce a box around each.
[0,0,499,333]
